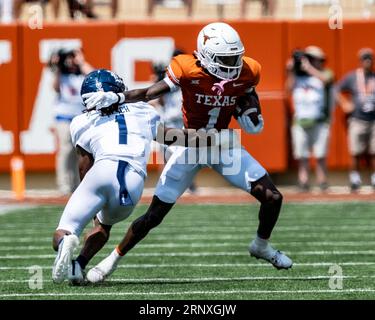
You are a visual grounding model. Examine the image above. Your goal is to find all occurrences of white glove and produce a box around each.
[237,114,264,134]
[82,92,124,111]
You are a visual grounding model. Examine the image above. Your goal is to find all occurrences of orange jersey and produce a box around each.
[166,54,261,130]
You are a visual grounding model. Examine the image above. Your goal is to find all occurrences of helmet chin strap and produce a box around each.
[196,50,238,95]
[212,79,232,96]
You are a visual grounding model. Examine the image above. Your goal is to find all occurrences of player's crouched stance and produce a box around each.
[51,69,161,285]
[83,22,292,283]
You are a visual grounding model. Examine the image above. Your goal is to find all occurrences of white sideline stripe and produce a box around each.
[1,275,375,284]
[1,250,375,259]
[1,289,375,298]
[0,262,374,270]
[1,241,375,251]
[0,205,35,216]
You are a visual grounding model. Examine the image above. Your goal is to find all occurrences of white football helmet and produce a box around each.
[195,22,245,81]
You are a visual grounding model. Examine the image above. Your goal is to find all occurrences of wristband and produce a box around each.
[117,93,125,104]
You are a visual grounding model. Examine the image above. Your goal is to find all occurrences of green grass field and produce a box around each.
[0,202,374,300]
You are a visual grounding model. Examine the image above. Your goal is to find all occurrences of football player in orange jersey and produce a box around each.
[82,22,292,283]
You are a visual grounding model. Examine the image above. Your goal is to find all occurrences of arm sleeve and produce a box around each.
[163,76,179,92]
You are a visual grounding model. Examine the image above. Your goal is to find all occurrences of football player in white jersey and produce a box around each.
[51,69,163,285]
[52,69,218,285]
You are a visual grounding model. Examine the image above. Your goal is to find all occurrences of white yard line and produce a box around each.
[0,232,374,243]
[1,217,373,228]
[1,288,375,298]
[1,250,375,260]
[2,225,375,234]
[1,241,375,251]
[0,261,374,270]
[1,275,375,284]
[0,225,375,241]
[0,205,35,216]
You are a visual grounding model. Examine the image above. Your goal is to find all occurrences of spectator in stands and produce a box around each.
[48,47,94,195]
[14,0,60,19]
[13,0,100,20]
[66,0,96,19]
[71,0,118,19]
[240,0,276,19]
[147,0,192,17]
[0,0,15,23]
[286,46,334,192]
[336,48,375,191]
[109,0,117,18]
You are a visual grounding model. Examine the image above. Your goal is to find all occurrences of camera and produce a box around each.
[49,48,81,75]
[292,50,309,76]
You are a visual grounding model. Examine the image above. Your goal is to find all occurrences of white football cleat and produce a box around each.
[249,240,293,270]
[68,260,86,286]
[86,251,120,283]
[52,235,79,283]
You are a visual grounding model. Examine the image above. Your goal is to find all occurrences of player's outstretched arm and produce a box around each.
[82,79,171,111]
[125,79,171,103]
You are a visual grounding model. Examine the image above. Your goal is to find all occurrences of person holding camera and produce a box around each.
[336,48,375,192]
[49,48,94,195]
[286,46,334,192]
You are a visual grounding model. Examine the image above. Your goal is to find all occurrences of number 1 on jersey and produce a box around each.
[207,107,221,129]
[115,114,128,144]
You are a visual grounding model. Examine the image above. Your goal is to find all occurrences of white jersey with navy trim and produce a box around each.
[70,102,160,177]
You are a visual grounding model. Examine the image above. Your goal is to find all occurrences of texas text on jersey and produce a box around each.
[165,54,261,130]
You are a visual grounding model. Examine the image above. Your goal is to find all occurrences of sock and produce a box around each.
[111,248,123,264]
[253,234,269,250]
[76,255,89,270]
[115,246,125,257]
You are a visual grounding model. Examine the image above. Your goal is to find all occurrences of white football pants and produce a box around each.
[57,159,144,236]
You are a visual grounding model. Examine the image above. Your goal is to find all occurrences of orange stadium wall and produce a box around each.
[1,20,374,173]
[0,24,20,172]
